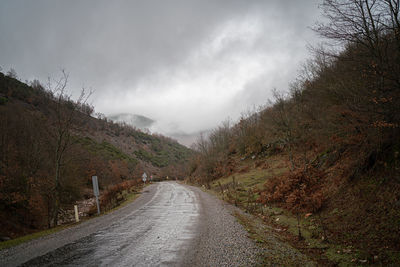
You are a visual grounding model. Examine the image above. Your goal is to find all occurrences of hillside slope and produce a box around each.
[0,72,193,237]
[186,1,400,265]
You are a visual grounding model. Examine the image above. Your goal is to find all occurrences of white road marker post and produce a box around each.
[74,205,79,222]
[92,175,100,215]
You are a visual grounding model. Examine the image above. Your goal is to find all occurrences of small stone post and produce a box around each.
[74,205,79,222]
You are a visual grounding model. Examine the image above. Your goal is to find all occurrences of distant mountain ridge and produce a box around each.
[109,113,155,130]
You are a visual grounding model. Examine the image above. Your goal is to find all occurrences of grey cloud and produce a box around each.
[0,0,322,146]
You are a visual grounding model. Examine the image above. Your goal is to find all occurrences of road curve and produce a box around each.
[0,182,261,266]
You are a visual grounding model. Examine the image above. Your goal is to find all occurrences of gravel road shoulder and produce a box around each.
[181,184,262,266]
[181,184,316,267]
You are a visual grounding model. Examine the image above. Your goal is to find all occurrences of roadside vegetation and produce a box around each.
[187,0,400,265]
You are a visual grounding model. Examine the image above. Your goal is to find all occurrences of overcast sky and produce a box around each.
[0,0,322,146]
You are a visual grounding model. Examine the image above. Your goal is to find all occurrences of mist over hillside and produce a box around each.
[109,113,155,131]
[109,113,202,147]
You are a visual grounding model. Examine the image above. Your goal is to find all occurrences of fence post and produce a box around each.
[74,205,79,222]
[218,181,224,200]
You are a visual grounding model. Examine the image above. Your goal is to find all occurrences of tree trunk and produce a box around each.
[52,154,61,227]
[297,214,303,240]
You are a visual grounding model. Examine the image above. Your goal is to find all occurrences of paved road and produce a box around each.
[0,182,261,266]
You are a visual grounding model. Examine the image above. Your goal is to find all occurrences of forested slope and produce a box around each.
[0,72,192,237]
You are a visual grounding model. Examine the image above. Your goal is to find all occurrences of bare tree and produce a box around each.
[270,90,297,170]
[316,0,384,48]
[47,70,92,227]
[315,0,400,80]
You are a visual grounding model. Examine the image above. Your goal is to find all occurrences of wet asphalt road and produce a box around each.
[0,182,261,266]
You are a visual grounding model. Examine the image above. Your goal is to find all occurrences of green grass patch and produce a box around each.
[130,131,193,167]
[260,204,364,265]
[0,96,8,105]
[324,246,364,267]
[0,224,72,250]
[134,144,192,167]
[77,136,138,165]
[134,149,169,167]
[210,155,288,192]
[211,168,269,191]
[208,159,288,209]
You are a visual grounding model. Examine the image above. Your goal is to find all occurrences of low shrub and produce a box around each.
[0,96,8,105]
[260,166,326,214]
